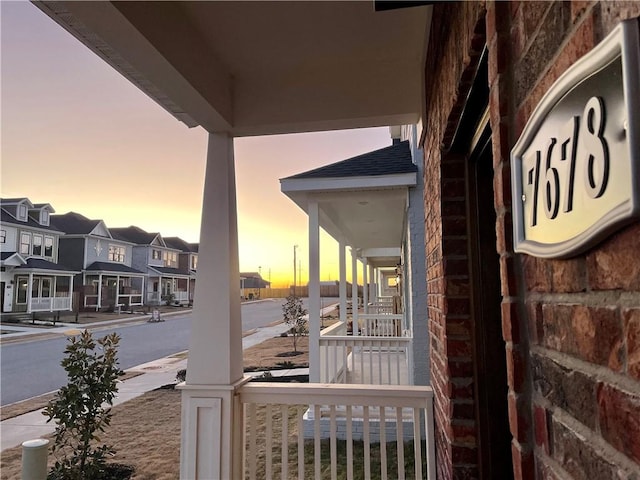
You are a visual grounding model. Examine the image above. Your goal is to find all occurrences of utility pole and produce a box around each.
[293,245,298,296]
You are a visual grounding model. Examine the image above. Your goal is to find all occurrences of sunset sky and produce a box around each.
[0,1,392,287]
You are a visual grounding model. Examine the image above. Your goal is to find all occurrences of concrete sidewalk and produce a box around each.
[0,318,313,452]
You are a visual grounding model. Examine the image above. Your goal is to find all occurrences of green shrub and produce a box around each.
[43,330,124,479]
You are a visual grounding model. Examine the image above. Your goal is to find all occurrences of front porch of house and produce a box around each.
[9,262,77,314]
[146,271,191,306]
[81,265,145,311]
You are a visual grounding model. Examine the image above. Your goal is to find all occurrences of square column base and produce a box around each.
[178,377,250,479]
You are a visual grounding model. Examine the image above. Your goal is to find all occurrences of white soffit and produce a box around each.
[34,1,432,136]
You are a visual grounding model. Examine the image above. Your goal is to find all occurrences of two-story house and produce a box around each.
[110,226,191,306]
[51,212,146,311]
[0,198,77,314]
[163,237,198,304]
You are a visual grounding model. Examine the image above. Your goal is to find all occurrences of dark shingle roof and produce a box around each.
[149,266,189,276]
[16,258,76,272]
[1,251,21,261]
[284,141,416,180]
[1,208,64,233]
[110,226,158,245]
[164,237,199,252]
[85,262,145,274]
[51,212,101,235]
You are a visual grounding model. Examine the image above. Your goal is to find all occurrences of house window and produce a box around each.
[20,232,31,255]
[32,278,40,298]
[18,204,27,220]
[108,245,126,263]
[152,249,162,260]
[16,277,28,304]
[0,230,5,243]
[191,255,198,270]
[32,234,43,256]
[41,210,49,225]
[44,237,54,258]
[163,251,177,267]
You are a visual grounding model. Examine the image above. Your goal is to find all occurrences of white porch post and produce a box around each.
[308,200,321,383]
[50,277,56,312]
[116,275,120,306]
[178,132,245,480]
[339,239,347,324]
[97,273,103,309]
[362,257,368,314]
[369,265,376,304]
[69,275,74,311]
[351,249,358,336]
[27,273,33,314]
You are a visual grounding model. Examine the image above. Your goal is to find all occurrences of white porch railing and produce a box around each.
[173,291,189,302]
[30,296,72,312]
[368,302,394,315]
[319,335,411,385]
[239,383,435,480]
[146,292,161,304]
[359,314,403,337]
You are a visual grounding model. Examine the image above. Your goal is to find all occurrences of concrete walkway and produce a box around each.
[0,302,336,451]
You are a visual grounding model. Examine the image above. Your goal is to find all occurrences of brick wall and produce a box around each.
[422,2,487,478]
[487,1,640,478]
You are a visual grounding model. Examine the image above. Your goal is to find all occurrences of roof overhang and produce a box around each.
[34,1,432,136]
[0,253,27,267]
[281,172,416,251]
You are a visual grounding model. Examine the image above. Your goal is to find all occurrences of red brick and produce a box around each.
[444,278,470,296]
[511,441,534,480]
[549,257,586,293]
[506,344,526,393]
[598,1,640,38]
[508,391,529,443]
[493,161,512,210]
[442,216,468,237]
[496,211,514,255]
[571,1,596,23]
[597,383,640,464]
[527,302,543,345]
[502,299,522,344]
[446,337,473,358]
[522,255,550,292]
[451,421,477,444]
[500,254,520,297]
[443,297,471,316]
[624,308,640,380]
[587,225,640,291]
[541,304,623,369]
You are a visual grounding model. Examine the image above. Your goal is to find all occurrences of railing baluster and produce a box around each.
[396,406,405,480]
[380,406,387,480]
[330,405,337,480]
[314,404,321,480]
[281,405,288,479]
[297,406,305,479]
[413,407,423,480]
[343,342,348,384]
[364,405,371,480]
[265,404,272,480]
[248,402,257,480]
[346,405,353,480]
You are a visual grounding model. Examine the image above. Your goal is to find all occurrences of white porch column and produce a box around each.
[27,273,33,313]
[97,274,103,309]
[351,249,359,336]
[69,275,74,311]
[179,132,245,480]
[308,200,321,383]
[369,265,376,304]
[339,239,347,324]
[362,257,368,314]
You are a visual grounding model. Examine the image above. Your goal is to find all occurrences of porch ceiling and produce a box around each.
[34,1,432,136]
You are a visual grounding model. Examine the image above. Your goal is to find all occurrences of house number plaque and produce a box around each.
[511,18,640,258]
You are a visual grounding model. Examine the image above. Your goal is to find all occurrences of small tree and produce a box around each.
[44,330,123,480]
[282,294,308,353]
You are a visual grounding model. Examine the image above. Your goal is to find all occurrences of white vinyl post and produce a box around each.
[339,239,347,324]
[308,200,320,382]
[179,132,246,480]
[362,257,368,313]
[21,439,49,480]
[351,249,359,335]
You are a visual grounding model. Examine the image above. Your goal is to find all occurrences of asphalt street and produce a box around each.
[0,298,306,406]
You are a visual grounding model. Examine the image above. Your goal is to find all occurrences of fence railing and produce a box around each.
[239,382,435,480]
[359,314,403,337]
[30,296,72,312]
[319,328,411,385]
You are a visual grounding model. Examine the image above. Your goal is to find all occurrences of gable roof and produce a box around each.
[284,141,416,180]
[51,212,102,235]
[164,237,199,253]
[110,226,160,245]
[15,258,78,273]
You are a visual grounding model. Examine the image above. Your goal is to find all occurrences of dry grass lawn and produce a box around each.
[0,335,309,479]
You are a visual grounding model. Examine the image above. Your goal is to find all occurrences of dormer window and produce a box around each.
[41,210,49,226]
[17,204,27,221]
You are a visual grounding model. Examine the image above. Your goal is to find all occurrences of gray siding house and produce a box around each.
[110,226,191,305]
[52,212,146,311]
[0,198,77,314]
